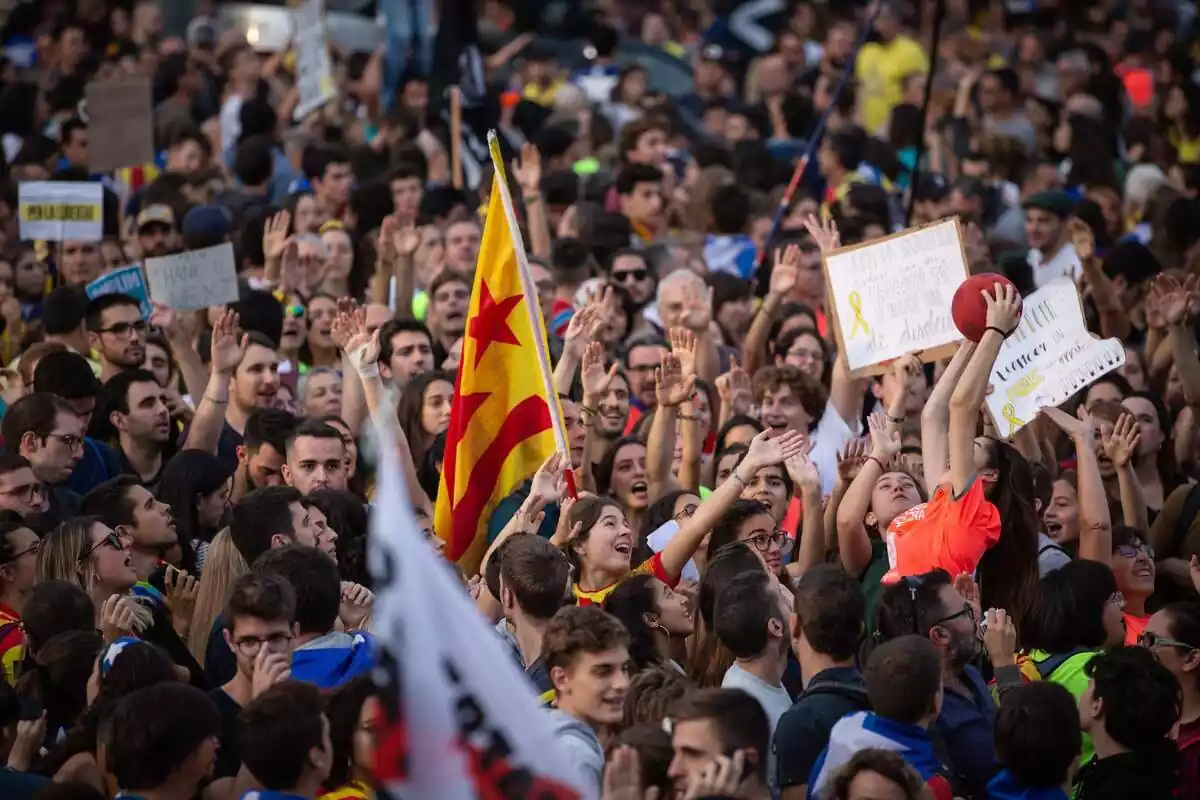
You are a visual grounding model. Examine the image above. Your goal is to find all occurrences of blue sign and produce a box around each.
[86,265,152,318]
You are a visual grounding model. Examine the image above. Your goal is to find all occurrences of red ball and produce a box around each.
[952,273,1020,342]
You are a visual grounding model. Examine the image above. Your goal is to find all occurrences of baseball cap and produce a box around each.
[181,204,233,240]
[136,204,176,231]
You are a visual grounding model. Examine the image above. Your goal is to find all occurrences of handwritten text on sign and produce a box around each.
[145,243,239,311]
[18,182,103,242]
[824,218,969,375]
[986,277,1125,434]
[293,0,336,120]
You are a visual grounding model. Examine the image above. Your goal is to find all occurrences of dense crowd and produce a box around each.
[0,0,1200,799]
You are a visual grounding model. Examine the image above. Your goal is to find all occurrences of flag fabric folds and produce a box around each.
[433,148,559,574]
[368,412,590,800]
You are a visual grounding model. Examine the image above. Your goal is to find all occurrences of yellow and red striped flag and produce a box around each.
[434,134,565,574]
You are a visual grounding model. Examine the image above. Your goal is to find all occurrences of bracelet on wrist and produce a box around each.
[730,470,747,487]
[866,455,886,471]
[886,414,904,425]
[203,395,229,405]
[984,325,1012,339]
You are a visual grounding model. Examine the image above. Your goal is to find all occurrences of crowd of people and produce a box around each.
[0,0,1199,799]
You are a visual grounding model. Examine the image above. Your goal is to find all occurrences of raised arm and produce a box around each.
[553,294,604,396]
[1154,275,1200,409]
[150,303,209,401]
[1043,407,1112,566]
[512,143,551,261]
[921,341,975,493]
[578,342,619,494]
[646,343,693,501]
[481,453,564,573]
[1073,220,1131,341]
[836,415,901,577]
[949,284,1022,496]
[184,310,244,454]
[659,429,806,581]
[1103,412,1149,533]
[786,448,825,579]
[743,245,799,376]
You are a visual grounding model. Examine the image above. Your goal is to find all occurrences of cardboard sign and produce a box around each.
[18,182,104,242]
[85,77,156,172]
[293,0,336,120]
[145,243,240,311]
[986,277,1126,434]
[87,265,152,317]
[823,218,969,377]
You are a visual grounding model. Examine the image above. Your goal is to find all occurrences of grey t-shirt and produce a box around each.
[722,662,793,788]
[1037,532,1072,576]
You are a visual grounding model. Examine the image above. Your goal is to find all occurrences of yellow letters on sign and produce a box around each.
[20,203,99,223]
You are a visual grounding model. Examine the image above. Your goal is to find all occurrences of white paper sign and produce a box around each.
[18,181,103,242]
[145,243,240,311]
[986,277,1126,434]
[824,218,968,375]
[293,0,336,120]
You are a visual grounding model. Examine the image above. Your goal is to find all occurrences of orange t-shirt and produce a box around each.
[881,479,1001,583]
[1124,613,1148,646]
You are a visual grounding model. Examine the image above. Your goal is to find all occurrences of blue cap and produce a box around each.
[101,636,142,676]
[181,204,233,240]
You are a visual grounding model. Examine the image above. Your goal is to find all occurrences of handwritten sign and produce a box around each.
[87,265,152,317]
[293,0,336,120]
[145,243,240,311]
[986,277,1125,434]
[85,77,156,172]
[18,182,103,242]
[823,218,969,377]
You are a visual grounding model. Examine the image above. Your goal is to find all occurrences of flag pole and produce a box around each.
[486,131,571,461]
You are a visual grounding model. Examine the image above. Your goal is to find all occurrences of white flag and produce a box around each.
[368,415,592,799]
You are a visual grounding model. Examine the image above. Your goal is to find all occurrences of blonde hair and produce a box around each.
[187,530,248,663]
[682,166,735,233]
[36,517,152,632]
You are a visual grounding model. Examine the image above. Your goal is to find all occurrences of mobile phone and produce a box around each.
[19,695,42,721]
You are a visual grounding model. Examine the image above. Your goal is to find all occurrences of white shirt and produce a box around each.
[219,95,245,158]
[810,403,858,497]
[1028,241,1082,289]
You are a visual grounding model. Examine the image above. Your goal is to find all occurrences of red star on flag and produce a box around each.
[468,280,523,368]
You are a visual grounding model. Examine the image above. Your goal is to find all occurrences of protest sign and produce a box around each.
[87,265,152,317]
[85,77,156,172]
[145,243,239,311]
[292,0,336,120]
[18,182,103,242]
[986,277,1126,434]
[823,218,969,377]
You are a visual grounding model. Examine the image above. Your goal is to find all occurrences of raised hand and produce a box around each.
[100,594,139,643]
[715,357,753,417]
[982,281,1023,334]
[785,447,821,493]
[668,327,698,382]
[745,428,807,473]
[332,306,381,367]
[165,565,199,623]
[339,581,374,630]
[149,301,183,343]
[511,141,543,195]
[251,647,291,699]
[1102,412,1141,468]
[802,213,841,253]
[1150,273,1198,327]
[1069,218,1096,263]
[656,350,696,408]
[563,299,603,361]
[890,352,923,387]
[679,280,714,333]
[836,437,870,487]
[530,451,568,505]
[983,608,1017,668]
[770,244,800,297]
[263,210,291,262]
[581,341,618,398]
[210,310,247,376]
[1041,405,1096,442]
[867,411,902,460]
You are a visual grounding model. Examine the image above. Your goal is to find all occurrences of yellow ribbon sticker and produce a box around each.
[847,291,871,338]
[1001,403,1025,435]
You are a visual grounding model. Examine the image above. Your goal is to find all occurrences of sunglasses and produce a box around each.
[1139,631,1195,651]
[83,531,124,561]
[613,269,648,284]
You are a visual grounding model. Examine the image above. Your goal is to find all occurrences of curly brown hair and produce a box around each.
[752,364,828,429]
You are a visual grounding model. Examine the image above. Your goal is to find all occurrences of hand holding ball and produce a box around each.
[951,273,1023,342]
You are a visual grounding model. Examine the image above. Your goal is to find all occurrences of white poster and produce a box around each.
[145,243,240,311]
[18,182,103,242]
[824,218,969,376]
[293,0,336,120]
[986,277,1126,434]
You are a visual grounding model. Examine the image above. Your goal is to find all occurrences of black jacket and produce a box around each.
[1074,741,1179,800]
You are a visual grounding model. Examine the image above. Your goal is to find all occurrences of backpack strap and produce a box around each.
[1034,647,1093,680]
[1038,541,1068,559]
[800,681,871,710]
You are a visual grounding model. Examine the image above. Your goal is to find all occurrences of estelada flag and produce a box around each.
[434,140,560,574]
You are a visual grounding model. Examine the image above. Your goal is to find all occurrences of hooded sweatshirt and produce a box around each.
[808,711,953,800]
[291,631,375,689]
[544,708,604,793]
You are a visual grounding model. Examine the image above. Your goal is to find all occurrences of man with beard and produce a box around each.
[86,294,148,382]
[81,476,206,687]
[426,269,470,361]
[282,420,348,496]
[875,569,1022,798]
[136,204,181,259]
[233,409,297,503]
[2,394,86,525]
[0,455,48,522]
[105,369,174,493]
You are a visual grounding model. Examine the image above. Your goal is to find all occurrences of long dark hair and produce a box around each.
[1126,390,1183,496]
[594,435,645,497]
[307,488,370,587]
[156,450,235,576]
[396,370,455,467]
[1021,560,1118,654]
[326,674,381,789]
[604,574,666,672]
[978,439,1040,624]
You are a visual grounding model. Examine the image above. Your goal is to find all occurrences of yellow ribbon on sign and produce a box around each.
[847,291,871,338]
[1001,403,1025,435]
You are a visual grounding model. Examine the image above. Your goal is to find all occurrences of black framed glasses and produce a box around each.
[1138,631,1195,651]
[44,433,83,452]
[0,483,44,504]
[930,602,977,629]
[1114,541,1155,559]
[97,320,148,338]
[0,539,40,563]
[745,530,793,556]
[83,531,123,561]
[231,632,294,657]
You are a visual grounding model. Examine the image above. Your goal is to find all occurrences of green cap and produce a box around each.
[1021,190,1073,217]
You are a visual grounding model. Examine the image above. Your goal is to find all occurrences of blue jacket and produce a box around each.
[291,631,375,689]
[809,711,950,799]
[65,438,122,496]
[986,770,1069,800]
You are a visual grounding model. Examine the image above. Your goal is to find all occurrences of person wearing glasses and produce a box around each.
[0,453,49,521]
[207,572,298,795]
[0,512,40,685]
[84,294,147,383]
[1110,525,1157,646]
[1,393,87,526]
[1140,601,1200,796]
